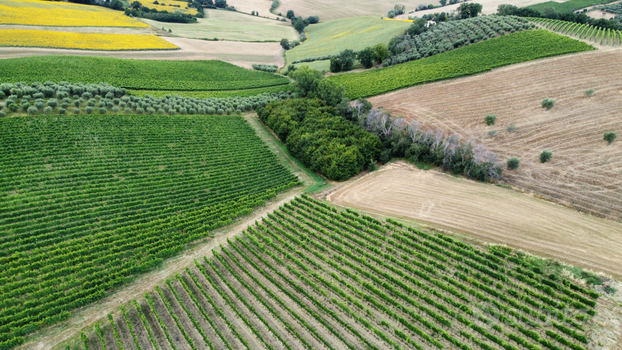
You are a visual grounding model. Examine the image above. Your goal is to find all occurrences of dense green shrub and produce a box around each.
[540,149,553,163]
[507,157,520,170]
[330,50,356,73]
[541,98,555,110]
[485,115,497,126]
[604,131,617,144]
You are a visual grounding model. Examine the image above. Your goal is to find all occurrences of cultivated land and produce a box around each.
[368,49,622,222]
[328,162,622,279]
[0,114,300,348]
[0,38,286,69]
[284,17,411,63]
[69,195,607,350]
[0,56,290,91]
[396,0,562,18]
[0,0,147,27]
[528,0,618,13]
[140,0,199,15]
[141,10,299,42]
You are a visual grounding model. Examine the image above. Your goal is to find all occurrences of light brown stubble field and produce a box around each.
[369,49,622,221]
[328,162,622,279]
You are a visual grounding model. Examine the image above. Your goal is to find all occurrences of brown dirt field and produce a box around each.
[369,49,622,222]
[0,37,284,68]
[101,322,120,350]
[137,300,171,350]
[151,291,193,350]
[126,305,157,350]
[113,314,138,350]
[158,286,206,349]
[327,161,622,279]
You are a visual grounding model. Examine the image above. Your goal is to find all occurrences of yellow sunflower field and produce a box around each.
[0,29,179,50]
[0,0,149,27]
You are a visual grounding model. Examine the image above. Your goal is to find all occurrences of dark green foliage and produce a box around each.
[258,99,383,180]
[330,49,356,73]
[280,38,290,50]
[357,47,376,69]
[290,66,324,97]
[215,0,227,7]
[286,9,295,19]
[294,19,307,32]
[542,98,555,110]
[110,0,124,10]
[458,2,483,18]
[307,15,320,24]
[507,157,520,170]
[406,18,429,36]
[485,115,496,126]
[540,149,553,163]
[604,131,617,144]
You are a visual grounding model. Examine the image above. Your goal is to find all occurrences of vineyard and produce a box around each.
[385,16,534,66]
[0,114,300,349]
[69,195,599,350]
[0,82,291,117]
[0,0,148,27]
[0,30,178,51]
[531,18,622,46]
[0,57,290,92]
[328,29,594,99]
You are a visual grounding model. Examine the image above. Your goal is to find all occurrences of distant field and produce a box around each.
[273,0,431,21]
[140,0,198,14]
[370,49,622,222]
[285,17,410,63]
[129,84,294,98]
[329,30,594,99]
[528,0,618,12]
[532,17,622,45]
[0,29,178,50]
[0,56,290,91]
[141,10,298,42]
[0,0,148,27]
[0,114,299,349]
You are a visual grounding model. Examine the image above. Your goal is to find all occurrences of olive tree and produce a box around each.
[507,157,520,170]
[541,98,555,110]
[485,114,496,126]
[539,149,553,163]
[604,131,617,144]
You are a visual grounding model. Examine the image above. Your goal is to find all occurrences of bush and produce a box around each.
[125,108,132,113]
[99,107,107,114]
[86,107,94,114]
[485,114,496,126]
[539,149,553,163]
[507,157,520,170]
[357,47,376,69]
[541,98,555,110]
[280,38,290,50]
[369,159,377,171]
[252,64,278,72]
[308,15,320,24]
[58,108,67,115]
[506,124,516,132]
[43,106,53,114]
[584,89,594,98]
[74,108,81,114]
[604,131,617,144]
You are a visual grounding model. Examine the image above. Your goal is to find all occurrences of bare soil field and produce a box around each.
[369,49,622,221]
[327,161,622,279]
[0,37,284,68]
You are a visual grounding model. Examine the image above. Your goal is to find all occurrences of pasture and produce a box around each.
[328,30,594,99]
[141,10,299,42]
[284,17,411,63]
[369,49,622,222]
[0,0,147,27]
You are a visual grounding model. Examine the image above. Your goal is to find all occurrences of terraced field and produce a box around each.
[0,114,300,349]
[71,195,599,350]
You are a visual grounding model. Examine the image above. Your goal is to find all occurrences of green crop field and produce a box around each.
[0,56,290,91]
[141,10,299,42]
[532,17,622,45]
[527,0,618,13]
[72,195,598,350]
[285,17,411,63]
[0,114,300,349]
[329,29,594,99]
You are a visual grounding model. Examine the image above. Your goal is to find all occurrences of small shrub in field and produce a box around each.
[541,98,555,110]
[584,89,594,99]
[507,157,520,170]
[485,114,496,126]
[604,132,617,144]
[540,149,553,163]
[488,130,497,137]
[21,103,31,112]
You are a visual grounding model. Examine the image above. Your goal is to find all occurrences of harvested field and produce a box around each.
[328,161,622,279]
[369,49,622,221]
[0,37,285,68]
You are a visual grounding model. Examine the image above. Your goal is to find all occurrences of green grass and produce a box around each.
[285,17,411,63]
[128,84,294,98]
[527,0,618,13]
[0,114,300,349]
[0,56,290,91]
[140,9,298,42]
[329,30,594,99]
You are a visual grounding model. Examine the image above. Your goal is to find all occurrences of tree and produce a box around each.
[215,0,226,8]
[357,47,375,69]
[373,43,391,63]
[457,2,482,18]
[394,4,406,15]
[604,131,617,144]
[110,0,124,10]
[541,98,555,110]
[406,17,428,36]
[293,19,306,32]
[539,149,553,163]
[387,10,397,18]
[440,0,447,6]
[507,157,520,170]
[251,10,255,15]
[485,115,496,126]
[584,88,595,99]
[290,66,324,97]
[307,15,320,24]
[286,9,295,19]
[449,0,459,4]
[330,49,356,73]
[316,80,345,107]
[280,38,290,50]
[131,1,142,10]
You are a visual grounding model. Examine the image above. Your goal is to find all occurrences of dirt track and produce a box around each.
[370,49,622,221]
[0,37,284,68]
[328,161,622,279]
